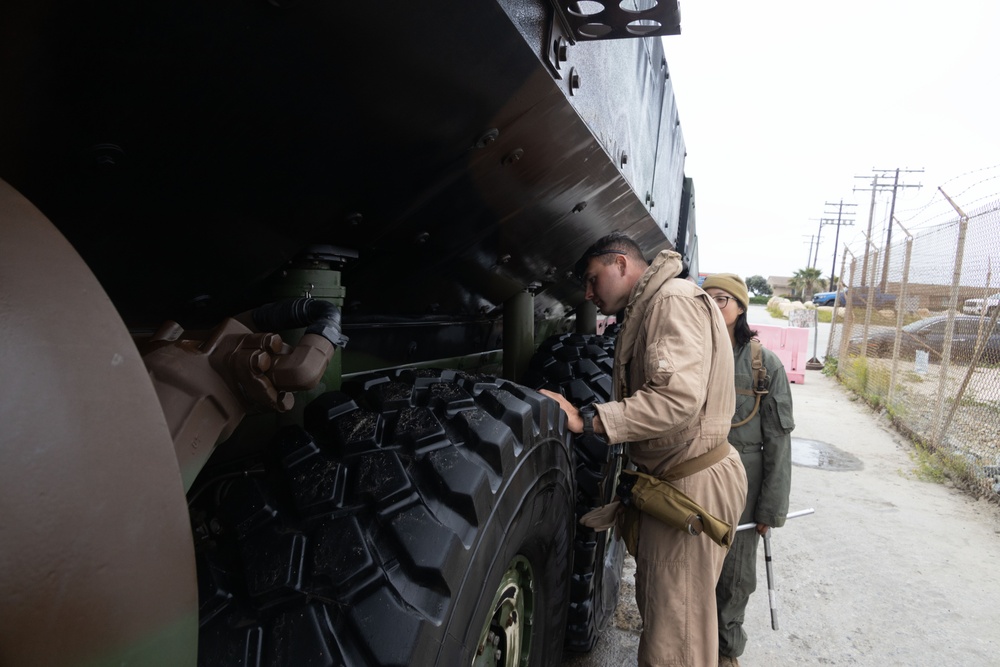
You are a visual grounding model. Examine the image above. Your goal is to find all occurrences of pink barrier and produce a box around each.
[753,324,808,384]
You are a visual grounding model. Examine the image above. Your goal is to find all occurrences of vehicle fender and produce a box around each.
[0,180,197,667]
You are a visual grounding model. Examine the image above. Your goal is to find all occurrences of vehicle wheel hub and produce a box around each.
[473,555,534,667]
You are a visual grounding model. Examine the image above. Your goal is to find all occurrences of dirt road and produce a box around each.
[563,309,1000,666]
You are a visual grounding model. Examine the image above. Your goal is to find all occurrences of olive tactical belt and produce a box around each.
[580,441,735,554]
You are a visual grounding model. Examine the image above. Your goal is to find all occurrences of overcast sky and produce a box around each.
[660,0,1000,283]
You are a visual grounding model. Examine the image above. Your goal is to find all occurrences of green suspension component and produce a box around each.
[267,263,347,392]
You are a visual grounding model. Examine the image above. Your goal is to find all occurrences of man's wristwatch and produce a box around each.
[579,404,596,437]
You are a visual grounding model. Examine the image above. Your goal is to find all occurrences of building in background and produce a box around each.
[768,275,793,297]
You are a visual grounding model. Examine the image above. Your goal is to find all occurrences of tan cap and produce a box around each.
[702,273,749,309]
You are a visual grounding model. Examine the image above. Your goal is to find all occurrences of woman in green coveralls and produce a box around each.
[702,274,795,667]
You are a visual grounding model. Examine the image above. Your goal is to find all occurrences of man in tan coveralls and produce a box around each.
[542,232,747,666]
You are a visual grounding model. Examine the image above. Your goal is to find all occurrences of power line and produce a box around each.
[820,199,856,291]
[853,167,922,291]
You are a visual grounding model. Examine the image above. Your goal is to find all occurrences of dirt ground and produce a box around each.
[562,308,1000,667]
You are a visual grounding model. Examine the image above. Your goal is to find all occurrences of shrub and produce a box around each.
[842,357,869,395]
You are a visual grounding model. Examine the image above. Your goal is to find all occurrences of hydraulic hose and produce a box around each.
[250,297,349,348]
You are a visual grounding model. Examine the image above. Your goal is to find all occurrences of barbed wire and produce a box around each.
[938,162,1000,189]
[814,165,999,278]
[894,163,1000,226]
[841,196,1000,266]
[905,189,1000,232]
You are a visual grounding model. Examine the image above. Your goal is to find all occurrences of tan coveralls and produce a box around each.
[595,250,748,666]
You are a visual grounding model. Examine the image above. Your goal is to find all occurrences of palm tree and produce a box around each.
[789,267,823,300]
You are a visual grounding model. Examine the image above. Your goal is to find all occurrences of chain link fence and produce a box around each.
[827,199,1000,498]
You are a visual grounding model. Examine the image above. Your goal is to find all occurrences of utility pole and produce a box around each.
[852,172,890,287]
[854,167,922,292]
[808,219,824,269]
[821,200,856,291]
[804,235,817,270]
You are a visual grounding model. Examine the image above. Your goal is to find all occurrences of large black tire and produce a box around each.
[190,368,574,666]
[521,331,626,653]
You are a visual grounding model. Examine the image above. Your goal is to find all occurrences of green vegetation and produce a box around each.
[827,334,999,501]
[868,362,891,393]
[815,308,844,324]
[844,308,919,327]
[788,267,824,300]
[839,356,893,412]
[749,295,771,305]
[842,357,867,388]
[946,393,1000,416]
[842,357,870,400]
[865,363,891,410]
[745,275,772,297]
[907,441,971,485]
[766,302,787,319]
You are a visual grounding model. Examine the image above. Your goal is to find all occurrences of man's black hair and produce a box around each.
[733,311,758,348]
[574,231,646,282]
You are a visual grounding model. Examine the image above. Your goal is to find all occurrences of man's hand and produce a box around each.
[539,389,586,434]
[756,523,770,536]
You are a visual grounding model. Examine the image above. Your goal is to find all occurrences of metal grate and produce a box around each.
[552,0,681,41]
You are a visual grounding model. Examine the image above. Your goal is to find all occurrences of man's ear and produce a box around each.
[616,254,627,276]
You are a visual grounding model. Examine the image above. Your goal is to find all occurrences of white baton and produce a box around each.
[735,508,815,631]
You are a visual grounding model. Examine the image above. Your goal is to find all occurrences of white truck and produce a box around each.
[962,292,1000,316]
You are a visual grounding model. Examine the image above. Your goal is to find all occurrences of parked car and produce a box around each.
[812,287,896,308]
[812,289,845,307]
[962,292,1000,316]
[849,314,1000,363]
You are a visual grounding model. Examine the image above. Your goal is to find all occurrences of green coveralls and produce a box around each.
[716,341,795,658]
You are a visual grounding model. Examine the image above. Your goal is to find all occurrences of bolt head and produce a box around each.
[501,149,524,166]
[475,128,500,148]
[556,37,569,62]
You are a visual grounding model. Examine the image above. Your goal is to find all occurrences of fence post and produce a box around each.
[940,302,1000,443]
[931,189,969,445]
[837,255,858,366]
[827,245,850,359]
[860,233,882,358]
[888,218,914,409]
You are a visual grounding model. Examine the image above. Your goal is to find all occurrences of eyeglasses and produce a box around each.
[712,295,733,308]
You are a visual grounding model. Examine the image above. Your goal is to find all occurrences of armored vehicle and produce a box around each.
[1,1,698,665]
